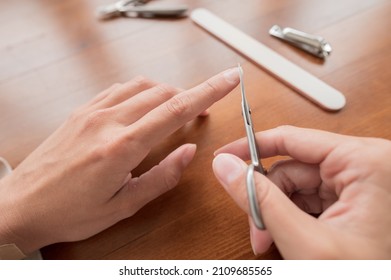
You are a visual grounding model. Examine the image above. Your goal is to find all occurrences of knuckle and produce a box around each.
[200,80,220,102]
[165,95,192,118]
[90,135,124,161]
[83,109,110,129]
[153,83,177,99]
[269,161,296,193]
[109,82,122,91]
[123,128,146,152]
[132,75,155,89]
[80,112,125,159]
[163,168,180,192]
[105,137,124,155]
[275,125,294,134]
[106,131,137,156]
[90,142,110,162]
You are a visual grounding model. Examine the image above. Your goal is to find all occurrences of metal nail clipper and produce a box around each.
[269,25,332,58]
[96,0,188,20]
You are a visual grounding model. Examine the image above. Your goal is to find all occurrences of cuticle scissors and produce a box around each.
[238,64,266,230]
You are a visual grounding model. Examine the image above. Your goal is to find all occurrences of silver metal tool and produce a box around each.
[96,0,188,20]
[239,64,266,230]
[269,25,332,58]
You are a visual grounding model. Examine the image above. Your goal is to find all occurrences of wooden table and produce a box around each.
[1,0,390,259]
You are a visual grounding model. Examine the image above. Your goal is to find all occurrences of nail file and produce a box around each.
[191,8,346,111]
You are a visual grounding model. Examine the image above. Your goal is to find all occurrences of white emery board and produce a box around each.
[191,8,346,111]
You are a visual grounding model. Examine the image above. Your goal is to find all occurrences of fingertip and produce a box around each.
[223,67,240,84]
[249,217,273,256]
[180,143,197,167]
[212,153,246,190]
[213,137,250,159]
[196,67,240,104]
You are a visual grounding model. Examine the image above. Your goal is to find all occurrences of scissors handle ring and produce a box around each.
[246,163,265,230]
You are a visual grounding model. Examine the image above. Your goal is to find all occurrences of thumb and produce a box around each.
[213,153,330,259]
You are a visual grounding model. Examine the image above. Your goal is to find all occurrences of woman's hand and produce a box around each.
[213,126,391,259]
[0,68,240,254]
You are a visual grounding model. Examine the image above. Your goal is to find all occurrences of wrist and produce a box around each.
[0,175,43,255]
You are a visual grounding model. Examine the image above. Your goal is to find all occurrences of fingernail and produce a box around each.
[212,154,244,188]
[249,223,259,256]
[248,219,273,256]
[212,147,224,157]
[198,109,209,117]
[223,67,240,84]
[181,144,197,167]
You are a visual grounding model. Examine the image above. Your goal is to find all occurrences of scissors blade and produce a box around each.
[239,65,250,125]
[238,64,264,174]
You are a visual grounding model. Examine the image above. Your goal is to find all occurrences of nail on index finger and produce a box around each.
[128,68,240,148]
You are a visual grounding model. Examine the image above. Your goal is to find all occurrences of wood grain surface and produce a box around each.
[1,0,390,259]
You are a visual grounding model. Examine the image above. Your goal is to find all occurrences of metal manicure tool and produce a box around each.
[238,64,266,230]
[269,25,332,58]
[96,0,188,20]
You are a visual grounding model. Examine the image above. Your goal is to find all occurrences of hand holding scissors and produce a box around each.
[213,110,391,258]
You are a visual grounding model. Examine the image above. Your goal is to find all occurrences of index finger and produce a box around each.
[129,68,240,147]
[215,126,349,164]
